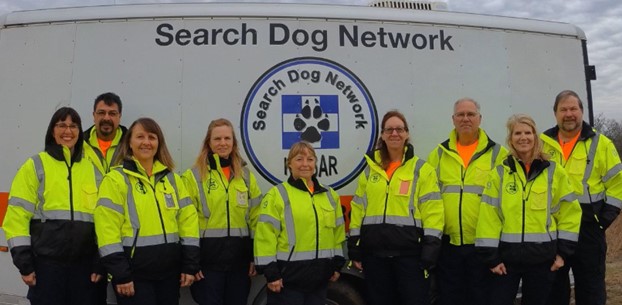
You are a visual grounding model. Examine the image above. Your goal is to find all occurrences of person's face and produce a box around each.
[555,96,583,133]
[54,116,80,150]
[209,125,234,159]
[381,116,409,151]
[289,149,316,181]
[93,101,121,139]
[129,124,158,164]
[452,101,481,137]
[511,123,535,160]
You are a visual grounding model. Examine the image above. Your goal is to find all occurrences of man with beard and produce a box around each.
[543,90,622,305]
[84,92,127,175]
[84,92,127,305]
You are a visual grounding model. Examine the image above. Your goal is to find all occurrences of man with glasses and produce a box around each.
[84,92,126,175]
[426,98,507,305]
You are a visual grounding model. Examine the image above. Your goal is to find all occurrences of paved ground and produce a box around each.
[0,294,28,305]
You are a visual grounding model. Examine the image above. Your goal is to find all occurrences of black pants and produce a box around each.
[548,221,607,305]
[267,284,327,305]
[27,258,98,305]
[115,276,180,305]
[490,261,555,305]
[437,241,491,305]
[362,255,430,305]
[190,269,250,305]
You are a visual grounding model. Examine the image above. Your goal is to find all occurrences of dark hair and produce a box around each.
[45,107,84,160]
[113,117,175,170]
[554,90,583,112]
[93,92,123,113]
[376,110,409,169]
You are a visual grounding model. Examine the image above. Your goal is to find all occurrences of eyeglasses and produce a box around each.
[382,127,407,134]
[95,110,120,117]
[453,112,480,119]
[55,123,79,131]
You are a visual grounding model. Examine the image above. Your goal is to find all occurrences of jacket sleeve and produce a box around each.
[598,136,622,229]
[248,172,263,237]
[175,174,200,275]
[475,167,504,268]
[95,172,133,284]
[5,158,38,275]
[417,164,444,269]
[181,169,201,215]
[552,165,581,260]
[329,188,347,272]
[254,187,283,282]
[347,170,368,262]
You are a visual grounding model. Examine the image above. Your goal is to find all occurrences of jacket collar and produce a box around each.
[542,121,595,141]
[504,155,550,182]
[366,143,415,164]
[84,125,128,146]
[123,157,170,183]
[287,174,328,194]
[45,143,83,163]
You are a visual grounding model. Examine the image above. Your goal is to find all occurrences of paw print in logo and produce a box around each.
[293,98,330,143]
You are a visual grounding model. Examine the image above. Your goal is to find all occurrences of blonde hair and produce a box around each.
[113,117,175,170]
[287,141,317,169]
[194,118,244,180]
[505,114,548,163]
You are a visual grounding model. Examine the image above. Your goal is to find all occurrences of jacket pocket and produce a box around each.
[81,184,99,210]
[234,183,249,208]
[319,200,336,228]
[162,189,179,210]
[529,185,548,211]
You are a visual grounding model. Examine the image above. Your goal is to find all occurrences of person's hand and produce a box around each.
[194,270,205,281]
[267,279,284,293]
[248,262,257,277]
[490,263,507,275]
[329,271,340,282]
[353,261,363,271]
[550,255,565,271]
[21,272,36,286]
[90,273,103,283]
[180,273,194,287]
[116,282,135,297]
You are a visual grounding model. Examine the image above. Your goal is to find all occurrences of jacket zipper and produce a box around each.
[459,167,464,245]
[66,160,74,221]
[311,194,319,259]
[148,181,168,243]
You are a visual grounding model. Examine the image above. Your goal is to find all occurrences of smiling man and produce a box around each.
[542,90,622,305]
[84,92,127,175]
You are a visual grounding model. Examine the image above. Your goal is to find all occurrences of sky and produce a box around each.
[1,0,620,119]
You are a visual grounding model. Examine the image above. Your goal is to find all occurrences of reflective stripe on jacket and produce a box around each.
[95,158,199,283]
[541,122,622,229]
[5,147,99,274]
[427,128,507,245]
[475,156,582,267]
[349,144,443,264]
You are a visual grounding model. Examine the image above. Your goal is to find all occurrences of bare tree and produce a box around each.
[593,113,622,154]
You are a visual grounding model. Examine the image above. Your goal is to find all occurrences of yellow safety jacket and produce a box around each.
[427,129,507,245]
[182,154,262,271]
[84,125,126,174]
[5,146,99,275]
[254,175,345,291]
[475,156,582,267]
[541,122,622,229]
[95,158,200,283]
[348,144,444,267]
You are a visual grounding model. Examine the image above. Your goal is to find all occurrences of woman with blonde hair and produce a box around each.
[182,118,262,305]
[95,117,200,305]
[476,114,582,305]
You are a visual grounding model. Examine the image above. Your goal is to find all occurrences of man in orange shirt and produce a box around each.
[83,92,127,305]
[427,98,507,305]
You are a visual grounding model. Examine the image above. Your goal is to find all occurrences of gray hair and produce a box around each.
[453,97,481,113]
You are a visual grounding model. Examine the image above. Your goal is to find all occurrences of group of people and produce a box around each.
[3,89,621,305]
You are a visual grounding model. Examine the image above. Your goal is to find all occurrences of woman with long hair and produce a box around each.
[95,118,200,305]
[182,118,262,305]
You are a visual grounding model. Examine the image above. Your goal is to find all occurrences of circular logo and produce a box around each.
[241,57,377,190]
[505,182,517,195]
[208,179,218,190]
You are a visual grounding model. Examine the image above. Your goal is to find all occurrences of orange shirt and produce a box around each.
[386,161,401,179]
[456,140,479,167]
[524,162,531,174]
[97,138,113,158]
[558,132,581,161]
[222,166,231,181]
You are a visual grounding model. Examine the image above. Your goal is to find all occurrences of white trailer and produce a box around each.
[0,2,595,304]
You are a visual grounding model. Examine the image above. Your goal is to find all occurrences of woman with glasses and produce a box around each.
[182,118,262,305]
[4,107,104,305]
[348,110,444,305]
[475,114,581,305]
[94,118,200,305]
